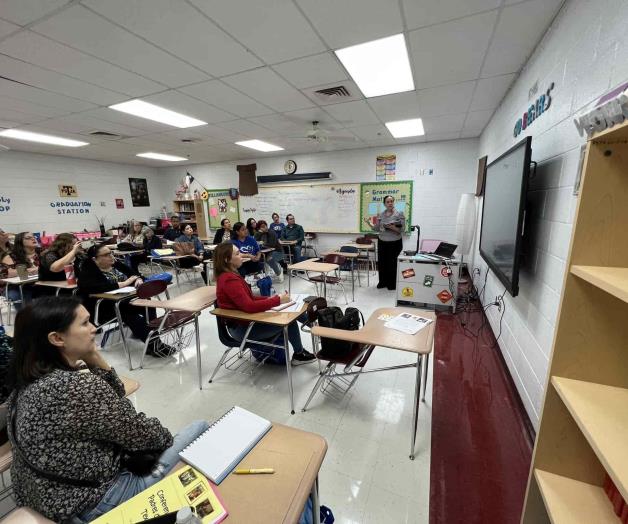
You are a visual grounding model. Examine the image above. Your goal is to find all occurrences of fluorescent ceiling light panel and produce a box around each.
[136,152,187,161]
[235,140,284,152]
[335,34,414,98]
[0,129,88,147]
[385,118,425,138]
[109,100,207,128]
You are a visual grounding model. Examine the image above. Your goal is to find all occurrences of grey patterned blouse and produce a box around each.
[7,367,173,522]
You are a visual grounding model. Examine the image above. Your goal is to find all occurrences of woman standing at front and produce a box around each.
[363,195,405,290]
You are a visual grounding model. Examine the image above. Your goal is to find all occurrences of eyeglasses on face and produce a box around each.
[97,251,114,258]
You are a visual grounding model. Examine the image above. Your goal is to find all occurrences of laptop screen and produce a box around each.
[434,242,457,258]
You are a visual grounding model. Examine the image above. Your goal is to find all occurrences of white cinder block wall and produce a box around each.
[156,139,479,252]
[0,151,168,234]
[474,0,628,429]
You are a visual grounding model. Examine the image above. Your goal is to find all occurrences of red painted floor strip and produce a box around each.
[429,306,534,524]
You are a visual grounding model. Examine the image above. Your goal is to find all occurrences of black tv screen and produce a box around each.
[479,136,531,297]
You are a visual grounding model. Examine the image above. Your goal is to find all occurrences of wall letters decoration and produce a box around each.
[513,82,554,138]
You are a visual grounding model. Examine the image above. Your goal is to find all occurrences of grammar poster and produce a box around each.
[360,181,412,233]
[206,189,240,229]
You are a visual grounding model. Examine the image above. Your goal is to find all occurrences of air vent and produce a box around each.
[314,85,351,99]
[89,131,124,140]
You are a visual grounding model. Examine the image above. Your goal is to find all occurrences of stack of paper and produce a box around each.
[384,313,433,335]
[270,293,308,312]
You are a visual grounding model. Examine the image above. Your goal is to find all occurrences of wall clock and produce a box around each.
[284,159,297,174]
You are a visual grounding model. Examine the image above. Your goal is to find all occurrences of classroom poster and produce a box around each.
[376,154,396,181]
[206,189,240,229]
[128,178,150,207]
[360,181,412,233]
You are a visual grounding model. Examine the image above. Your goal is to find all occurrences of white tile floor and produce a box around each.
[2,271,433,524]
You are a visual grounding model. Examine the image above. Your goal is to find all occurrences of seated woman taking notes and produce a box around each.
[214,242,315,365]
[5,297,209,522]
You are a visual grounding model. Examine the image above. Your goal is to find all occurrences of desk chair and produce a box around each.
[302,233,318,258]
[307,254,348,305]
[355,236,376,273]
[301,304,373,410]
[209,310,282,382]
[339,245,361,287]
[132,281,194,368]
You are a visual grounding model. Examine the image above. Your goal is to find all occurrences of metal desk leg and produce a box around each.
[288,265,292,293]
[410,353,423,460]
[323,273,327,300]
[351,259,355,302]
[283,325,295,414]
[311,477,320,524]
[114,300,133,371]
[421,353,430,402]
[195,314,202,390]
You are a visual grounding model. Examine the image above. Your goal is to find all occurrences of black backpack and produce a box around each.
[317,306,365,358]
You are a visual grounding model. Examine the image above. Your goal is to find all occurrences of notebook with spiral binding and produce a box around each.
[179,406,272,484]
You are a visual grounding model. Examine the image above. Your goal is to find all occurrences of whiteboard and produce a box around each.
[239,183,360,233]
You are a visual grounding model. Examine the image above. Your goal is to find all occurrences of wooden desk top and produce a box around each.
[175,423,327,524]
[0,275,38,285]
[288,259,338,272]
[343,242,375,250]
[312,307,436,354]
[35,280,77,289]
[90,289,137,301]
[279,240,297,245]
[260,247,275,254]
[322,251,358,258]
[112,249,144,255]
[132,286,217,312]
[149,254,191,261]
[212,303,307,326]
[120,375,140,396]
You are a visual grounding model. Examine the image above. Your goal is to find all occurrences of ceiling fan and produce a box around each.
[293,121,358,144]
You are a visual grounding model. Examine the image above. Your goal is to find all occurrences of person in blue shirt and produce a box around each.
[231,222,263,276]
[269,212,285,236]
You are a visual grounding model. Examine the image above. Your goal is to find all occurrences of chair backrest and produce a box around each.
[306,297,328,325]
[136,279,167,299]
[339,245,358,254]
[323,254,346,265]
[305,232,317,239]
[355,237,372,245]
[420,239,443,253]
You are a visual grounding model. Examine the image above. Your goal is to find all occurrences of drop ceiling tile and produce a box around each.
[367,91,420,122]
[462,109,493,134]
[0,95,72,119]
[481,0,563,77]
[0,17,19,37]
[79,107,175,133]
[415,81,476,118]
[192,123,250,143]
[31,5,209,87]
[422,113,466,134]
[222,68,314,112]
[0,106,48,125]
[180,80,273,118]
[347,124,390,141]
[408,11,497,89]
[0,54,127,105]
[250,109,342,135]
[469,73,516,111]
[189,0,325,64]
[38,113,152,138]
[0,0,71,26]
[214,119,277,139]
[402,0,501,30]
[272,53,348,89]
[0,78,97,112]
[0,31,164,97]
[137,129,224,147]
[141,90,237,124]
[323,100,380,127]
[423,131,461,143]
[84,0,261,77]
[296,0,403,48]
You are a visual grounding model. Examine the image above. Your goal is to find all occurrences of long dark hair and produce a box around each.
[245,218,256,236]
[42,232,75,259]
[8,297,79,390]
[12,232,35,266]
[233,221,246,237]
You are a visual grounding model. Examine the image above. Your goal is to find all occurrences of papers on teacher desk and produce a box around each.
[384,313,433,335]
[270,293,308,312]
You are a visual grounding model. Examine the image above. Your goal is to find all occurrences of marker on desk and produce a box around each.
[234,468,275,475]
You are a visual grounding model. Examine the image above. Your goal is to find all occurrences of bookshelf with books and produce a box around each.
[521,120,628,522]
[173,199,208,240]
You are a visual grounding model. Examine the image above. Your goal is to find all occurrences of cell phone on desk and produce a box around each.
[135,510,179,523]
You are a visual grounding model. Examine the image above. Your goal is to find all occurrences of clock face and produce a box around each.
[284,160,297,174]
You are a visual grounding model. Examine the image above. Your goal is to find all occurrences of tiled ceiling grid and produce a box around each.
[0,0,564,165]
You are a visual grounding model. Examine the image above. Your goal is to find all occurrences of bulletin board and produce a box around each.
[206,189,240,229]
[359,181,413,233]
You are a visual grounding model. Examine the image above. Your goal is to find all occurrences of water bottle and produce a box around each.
[175,506,201,524]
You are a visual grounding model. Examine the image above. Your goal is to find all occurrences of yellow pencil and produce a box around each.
[234,468,275,474]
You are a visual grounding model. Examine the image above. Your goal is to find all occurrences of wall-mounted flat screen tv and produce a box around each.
[479,136,532,297]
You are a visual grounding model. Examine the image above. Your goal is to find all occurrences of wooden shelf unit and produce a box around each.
[172,199,208,239]
[522,120,628,523]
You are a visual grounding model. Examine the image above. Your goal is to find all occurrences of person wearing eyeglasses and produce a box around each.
[77,244,174,357]
[4,232,40,308]
[280,214,304,263]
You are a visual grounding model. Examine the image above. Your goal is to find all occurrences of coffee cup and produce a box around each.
[16,264,29,280]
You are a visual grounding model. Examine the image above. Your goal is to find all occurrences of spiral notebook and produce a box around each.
[179,406,272,484]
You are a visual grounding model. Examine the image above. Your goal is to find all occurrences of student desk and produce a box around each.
[311,306,436,459]
[35,280,77,296]
[90,289,137,371]
[343,242,376,285]
[1,274,38,307]
[172,423,327,524]
[132,286,217,389]
[279,239,297,264]
[287,259,339,300]
[211,304,307,414]
[149,254,201,287]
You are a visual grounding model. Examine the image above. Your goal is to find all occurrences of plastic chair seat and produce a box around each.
[308,275,341,284]
[0,441,12,473]
[147,310,194,330]
[317,343,374,367]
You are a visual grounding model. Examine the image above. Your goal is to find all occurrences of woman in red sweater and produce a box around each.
[214,243,315,365]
